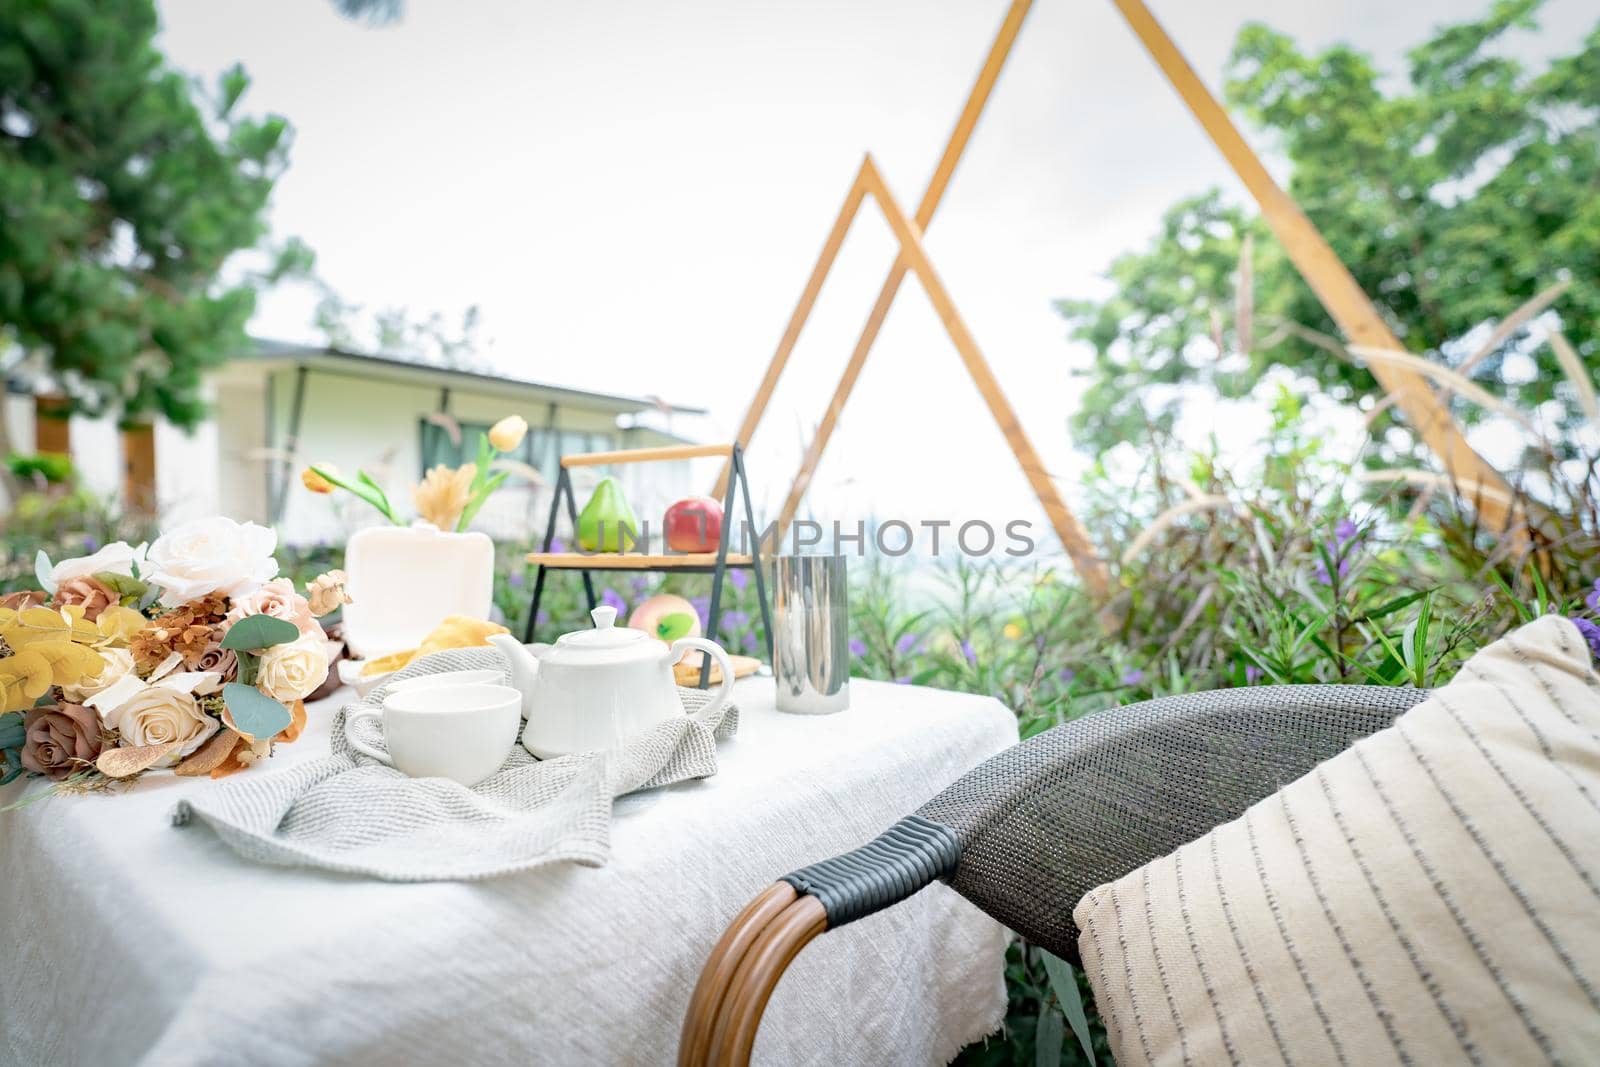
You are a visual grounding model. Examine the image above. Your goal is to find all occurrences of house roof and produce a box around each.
[239,339,707,417]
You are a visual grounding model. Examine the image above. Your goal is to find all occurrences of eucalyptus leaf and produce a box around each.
[0,762,23,786]
[236,650,259,687]
[34,549,54,592]
[222,683,292,741]
[1041,949,1097,1065]
[220,614,301,651]
[0,711,25,750]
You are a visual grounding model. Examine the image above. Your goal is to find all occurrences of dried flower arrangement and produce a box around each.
[0,517,351,803]
[300,414,530,531]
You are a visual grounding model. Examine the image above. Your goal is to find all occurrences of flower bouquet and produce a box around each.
[0,517,351,801]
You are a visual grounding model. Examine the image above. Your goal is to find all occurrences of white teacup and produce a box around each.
[384,668,507,697]
[345,684,520,787]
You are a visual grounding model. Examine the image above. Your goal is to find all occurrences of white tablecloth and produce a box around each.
[1,678,1017,1066]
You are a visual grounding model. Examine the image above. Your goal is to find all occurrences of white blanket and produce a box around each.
[1,677,1016,1066]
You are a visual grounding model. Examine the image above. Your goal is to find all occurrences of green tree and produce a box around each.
[1059,0,1600,457]
[0,0,305,447]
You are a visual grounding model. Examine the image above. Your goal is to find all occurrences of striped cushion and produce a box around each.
[1074,615,1600,1066]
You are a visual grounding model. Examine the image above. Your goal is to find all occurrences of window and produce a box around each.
[417,417,613,482]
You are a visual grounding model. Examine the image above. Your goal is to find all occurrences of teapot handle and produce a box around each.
[670,637,736,723]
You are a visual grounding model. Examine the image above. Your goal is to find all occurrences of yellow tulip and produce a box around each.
[301,465,337,494]
[489,415,528,453]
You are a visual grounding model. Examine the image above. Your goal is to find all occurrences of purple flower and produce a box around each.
[1057,667,1075,684]
[548,536,567,554]
[960,639,977,666]
[600,588,627,616]
[1571,617,1600,660]
[1245,665,1263,684]
[742,631,758,653]
[1313,552,1352,586]
[894,675,911,685]
[848,638,867,657]
[82,535,99,553]
[690,595,711,629]
[629,575,651,599]
[895,632,921,657]
[1334,518,1359,546]
[729,569,749,592]
[1586,578,1600,614]
[723,610,749,631]
[1121,668,1144,686]
[535,610,550,626]
[508,571,525,588]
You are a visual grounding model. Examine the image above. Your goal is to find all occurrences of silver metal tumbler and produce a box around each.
[772,555,850,714]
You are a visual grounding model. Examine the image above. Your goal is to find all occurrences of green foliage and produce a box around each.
[0,0,302,427]
[1059,0,1600,456]
[5,452,74,484]
[221,681,292,740]
[0,491,156,595]
[220,613,300,652]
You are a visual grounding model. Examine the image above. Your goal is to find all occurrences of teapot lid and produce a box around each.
[548,605,657,661]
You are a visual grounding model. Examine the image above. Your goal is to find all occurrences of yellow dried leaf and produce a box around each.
[95,607,147,648]
[96,742,181,778]
[1,606,73,648]
[1,650,54,700]
[27,642,102,687]
[1,677,34,713]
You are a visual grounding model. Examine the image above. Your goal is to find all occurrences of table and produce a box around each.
[1,678,1018,1066]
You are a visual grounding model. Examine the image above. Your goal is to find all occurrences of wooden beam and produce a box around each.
[562,442,732,467]
[710,178,868,497]
[713,0,1035,499]
[1111,0,1519,531]
[853,157,1113,603]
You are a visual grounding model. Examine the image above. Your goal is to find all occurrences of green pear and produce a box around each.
[576,477,640,552]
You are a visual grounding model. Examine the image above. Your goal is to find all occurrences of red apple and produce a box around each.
[664,496,724,553]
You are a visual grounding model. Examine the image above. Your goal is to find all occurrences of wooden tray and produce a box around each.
[674,654,762,688]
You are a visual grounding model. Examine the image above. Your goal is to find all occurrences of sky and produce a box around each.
[156,0,1593,547]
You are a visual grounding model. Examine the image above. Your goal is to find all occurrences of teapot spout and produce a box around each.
[487,633,539,716]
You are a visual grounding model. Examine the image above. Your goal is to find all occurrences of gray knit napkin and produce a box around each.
[171,646,738,881]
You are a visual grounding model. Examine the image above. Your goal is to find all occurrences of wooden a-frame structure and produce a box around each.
[714,0,1517,605]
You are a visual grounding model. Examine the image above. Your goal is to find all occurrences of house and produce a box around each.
[3,340,706,545]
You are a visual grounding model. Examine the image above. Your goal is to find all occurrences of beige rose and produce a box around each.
[62,647,136,703]
[53,575,119,621]
[256,635,330,703]
[103,685,219,761]
[224,577,319,637]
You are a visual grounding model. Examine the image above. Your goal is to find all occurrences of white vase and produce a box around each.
[340,522,496,660]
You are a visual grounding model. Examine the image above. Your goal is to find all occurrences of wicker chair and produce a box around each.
[679,684,1430,1065]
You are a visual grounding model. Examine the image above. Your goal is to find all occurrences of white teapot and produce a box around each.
[488,606,734,758]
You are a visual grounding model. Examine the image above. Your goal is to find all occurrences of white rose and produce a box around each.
[256,635,330,703]
[43,542,147,594]
[144,517,279,607]
[62,647,136,703]
[103,685,219,762]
